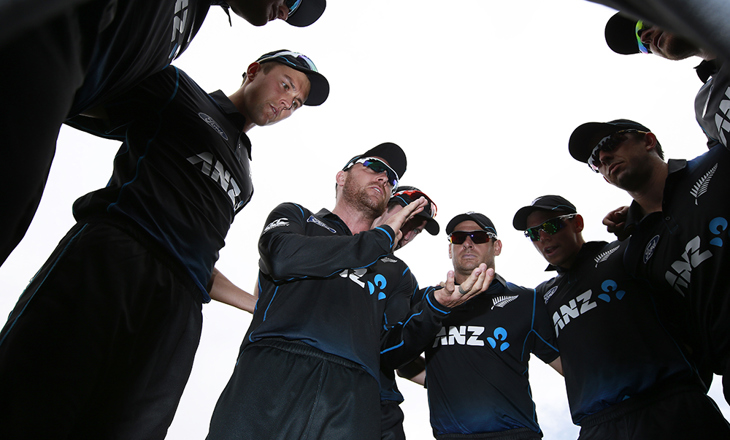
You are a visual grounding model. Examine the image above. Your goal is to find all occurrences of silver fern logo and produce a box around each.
[690,163,718,205]
[594,245,620,267]
[491,295,518,310]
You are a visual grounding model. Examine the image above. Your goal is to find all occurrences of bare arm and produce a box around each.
[208,268,258,313]
[549,356,563,376]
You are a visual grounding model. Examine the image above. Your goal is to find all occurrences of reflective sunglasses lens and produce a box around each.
[286,0,302,16]
[363,160,398,188]
[524,217,566,241]
[635,21,650,54]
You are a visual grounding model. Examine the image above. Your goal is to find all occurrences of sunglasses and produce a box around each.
[524,214,576,241]
[448,230,496,245]
[345,157,400,193]
[393,189,438,218]
[635,21,651,54]
[285,0,302,17]
[587,129,643,172]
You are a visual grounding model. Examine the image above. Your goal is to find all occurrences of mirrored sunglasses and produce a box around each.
[635,21,651,54]
[587,129,642,172]
[448,230,496,245]
[393,189,438,218]
[524,214,576,241]
[345,157,399,193]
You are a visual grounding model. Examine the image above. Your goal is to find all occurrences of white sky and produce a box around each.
[1,0,728,438]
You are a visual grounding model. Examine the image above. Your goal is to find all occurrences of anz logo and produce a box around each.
[664,217,726,295]
[432,326,511,352]
[187,152,244,209]
[552,281,627,338]
[339,269,387,300]
[170,0,190,59]
[715,86,730,147]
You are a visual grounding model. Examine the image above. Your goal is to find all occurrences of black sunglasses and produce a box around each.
[448,230,496,245]
[524,214,576,241]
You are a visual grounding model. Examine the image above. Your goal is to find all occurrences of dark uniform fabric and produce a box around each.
[535,241,729,437]
[0,0,216,266]
[623,145,730,403]
[695,59,730,149]
[0,65,251,439]
[208,203,450,439]
[419,275,558,437]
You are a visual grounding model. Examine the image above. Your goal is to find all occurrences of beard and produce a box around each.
[662,34,701,60]
[342,176,388,219]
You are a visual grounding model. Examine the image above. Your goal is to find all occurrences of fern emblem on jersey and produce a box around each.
[690,163,717,205]
[491,295,518,310]
[594,245,620,268]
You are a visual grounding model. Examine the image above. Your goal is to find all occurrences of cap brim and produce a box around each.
[286,0,326,27]
[416,213,440,235]
[512,205,575,230]
[302,70,329,106]
[568,122,622,163]
[605,12,641,55]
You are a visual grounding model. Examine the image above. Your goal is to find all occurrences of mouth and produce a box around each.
[544,245,558,257]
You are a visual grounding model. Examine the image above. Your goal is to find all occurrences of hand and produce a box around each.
[603,206,630,241]
[435,264,495,308]
[383,197,427,248]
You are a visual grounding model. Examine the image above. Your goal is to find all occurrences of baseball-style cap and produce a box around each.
[605,12,642,55]
[446,212,497,237]
[255,49,329,106]
[512,195,577,230]
[390,186,440,235]
[286,0,327,28]
[568,119,651,163]
[342,142,407,180]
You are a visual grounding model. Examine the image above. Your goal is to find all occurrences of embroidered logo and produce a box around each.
[644,235,660,264]
[198,112,228,140]
[379,257,397,264]
[543,286,558,304]
[263,218,289,233]
[594,245,620,267]
[689,163,717,205]
[307,215,336,233]
[491,295,519,310]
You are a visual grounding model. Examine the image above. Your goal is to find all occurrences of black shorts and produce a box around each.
[381,400,406,440]
[436,427,542,440]
[207,338,381,440]
[577,381,730,439]
[0,221,203,439]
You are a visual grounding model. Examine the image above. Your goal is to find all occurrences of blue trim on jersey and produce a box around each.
[426,292,450,315]
[374,226,394,246]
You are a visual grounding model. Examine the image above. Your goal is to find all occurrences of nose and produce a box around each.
[538,229,552,242]
[598,149,613,168]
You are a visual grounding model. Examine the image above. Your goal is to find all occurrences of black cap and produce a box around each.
[568,119,651,163]
[286,0,326,28]
[446,212,497,237]
[390,186,440,235]
[255,49,329,106]
[605,12,641,55]
[513,195,577,230]
[342,142,407,180]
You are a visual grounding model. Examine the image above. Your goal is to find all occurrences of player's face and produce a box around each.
[380,205,427,250]
[449,220,501,278]
[526,211,582,269]
[242,63,311,127]
[226,0,292,26]
[638,24,700,60]
[595,134,655,192]
[342,158,393,217]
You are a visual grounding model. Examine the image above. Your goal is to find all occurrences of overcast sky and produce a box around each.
[1,0,728,438]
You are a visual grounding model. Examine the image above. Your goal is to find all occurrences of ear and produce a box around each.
[644,132,658,152]
[448,242,453,259]
[336,170,346,187]
[574,214,585,233]
[493,239,503,256]
[246,62,261,81]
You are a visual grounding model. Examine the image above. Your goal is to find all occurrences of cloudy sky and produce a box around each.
[1,0,728,438]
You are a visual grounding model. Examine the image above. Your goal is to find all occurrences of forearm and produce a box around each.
[208,268,257,313]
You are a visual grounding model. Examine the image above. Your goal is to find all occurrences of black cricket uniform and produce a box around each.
[536,241,728,439]
[207,203,450,440]
[418,274,558,439]
[624,144,730,403]
[0,65,252,439]
[0,0,219,266]
[695,59,730,149]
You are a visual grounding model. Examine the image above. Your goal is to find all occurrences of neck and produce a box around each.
[228,90,254,133]
[331,201,381,234]
[627,162,668,217]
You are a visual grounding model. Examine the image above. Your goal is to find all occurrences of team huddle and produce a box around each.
[1,1,729,439]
